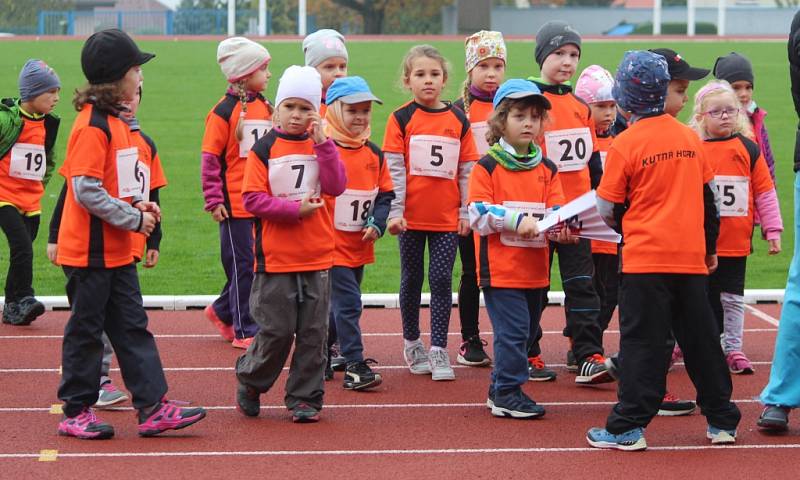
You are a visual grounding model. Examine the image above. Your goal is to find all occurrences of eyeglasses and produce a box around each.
[703,107,739,119]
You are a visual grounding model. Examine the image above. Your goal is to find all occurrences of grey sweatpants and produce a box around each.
[236,270,330,410]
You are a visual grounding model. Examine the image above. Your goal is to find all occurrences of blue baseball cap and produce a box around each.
[325,76,382,105]
[493,79,551,110]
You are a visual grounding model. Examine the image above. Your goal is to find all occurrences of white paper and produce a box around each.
[537,190,621,244]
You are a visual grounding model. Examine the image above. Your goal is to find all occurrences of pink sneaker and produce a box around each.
[726,351,754,375]
[668,344,683,371]
[231,337,254,350]
[138,398,207,437]
[204,305,234,342]
[57,407,115,439]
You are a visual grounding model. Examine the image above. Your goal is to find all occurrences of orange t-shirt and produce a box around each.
[57,104,137,268]
[468,156,565,289]
[455,96,494,156]
[704,134,774,257]
[382,101,480,231]
[326,141,393,268]
[0,116,46,212]
[243,129,335,273]
[201,94,272,219]
[597,114,713,274]
[130,130,168,260]
[591,133,617,256]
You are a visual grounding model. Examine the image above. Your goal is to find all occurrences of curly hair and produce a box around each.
[72,82,126,113]
[486,96,549,147]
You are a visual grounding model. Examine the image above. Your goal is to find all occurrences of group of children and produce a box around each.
[0,22,797,446]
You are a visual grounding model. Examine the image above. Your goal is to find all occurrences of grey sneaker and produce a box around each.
[403,340,431,375]
[429,348,455,381]
[95,381,129,408]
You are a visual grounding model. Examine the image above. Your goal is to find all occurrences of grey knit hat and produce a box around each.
[713,52,754,87]
[534,21,582,67]
[302,29,348,67]
[18,59,61,102]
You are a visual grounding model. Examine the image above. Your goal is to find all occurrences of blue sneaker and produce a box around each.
[586,427,647,451]
[490,389,545,419]
[707,426,736,444]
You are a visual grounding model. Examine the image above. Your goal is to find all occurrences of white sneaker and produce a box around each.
[429,348,455,381]
[403,340,431,375]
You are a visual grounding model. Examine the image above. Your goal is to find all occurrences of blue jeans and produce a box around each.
[329,266,365,363]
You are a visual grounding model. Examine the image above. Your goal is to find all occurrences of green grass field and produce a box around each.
[0,38,795,294]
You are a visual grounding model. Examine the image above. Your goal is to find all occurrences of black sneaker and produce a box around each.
[1,302,18,325]
[528,356,557,382]
[13,296,45,326]
[343,359,382,391]
[457,335,491,367]
[329,342,347,372]
[757,405,790,431]
[657,392,696,416]
[490,388,545,419]
[566,349,579,373]
[236,382,260,417]
[575,354,614,385]
[292,403,320,423]
[324,353,334,381]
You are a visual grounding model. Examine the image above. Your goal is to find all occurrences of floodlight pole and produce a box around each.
[259,0,267,36]
[687,0,696,36]
[717,0,726,36]
[653,0,662,36]
[298,0,307,36]
[227,0,235,36]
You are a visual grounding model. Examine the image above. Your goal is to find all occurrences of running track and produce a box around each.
[0,304,796,479]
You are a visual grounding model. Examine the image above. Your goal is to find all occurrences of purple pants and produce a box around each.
[212,218,258,339]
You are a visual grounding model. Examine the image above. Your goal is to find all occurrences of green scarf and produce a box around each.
[487,140,542,171]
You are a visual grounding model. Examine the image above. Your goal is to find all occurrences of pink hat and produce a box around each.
[575,65,616,104]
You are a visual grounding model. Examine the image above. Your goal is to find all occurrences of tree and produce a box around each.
[329,0,389,34]
[0,0,74,33]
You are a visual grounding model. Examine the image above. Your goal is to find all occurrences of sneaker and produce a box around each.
[292,403,320,423]
[457,336,491,367]
[669,344,683,371]
[231,337,254,350]
[204,305,234,342]
[706,426,737,444]
[726,351,754,374]
[403,340,431,375]
[757,405,790,432]
[324,354,334,381]
[429,348,455,381]
[528,356,557,382]
[95,381,129,408]
[236,382,261,417]
[486,385,495,409]
[604,355,620,380]
[586,427,647,451]
[1,302,18,325]
[491,389,545,419]
[329,342,347,372]
[566,349,579,373]
[657,392,696,416]
[137,398,207,437]
[14,296,45,326]
[343,359,382,391]
[57,407,115,440]
[576,354,614,385]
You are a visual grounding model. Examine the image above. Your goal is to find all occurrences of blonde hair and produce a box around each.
[399,45,450,91]
[689,80,753,140]
[486,97,549,147]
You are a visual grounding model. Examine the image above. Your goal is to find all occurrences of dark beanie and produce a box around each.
[18,59,61,101]
[713,52,754,87]
[81,29,155,85]
[535,21,582,67]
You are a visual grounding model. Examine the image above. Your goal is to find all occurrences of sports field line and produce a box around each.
[744,305,780,327]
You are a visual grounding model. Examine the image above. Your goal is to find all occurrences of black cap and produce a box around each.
[713,52,754,87]
[648,48,709,81]
[81,29,155,85]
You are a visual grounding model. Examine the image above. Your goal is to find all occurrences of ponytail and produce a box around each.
[461,78,472,116]
[234,81,247,142]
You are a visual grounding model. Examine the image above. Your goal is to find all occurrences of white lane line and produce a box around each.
[745,305,780,327]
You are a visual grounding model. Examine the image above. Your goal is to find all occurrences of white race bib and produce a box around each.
[334,188,379,232]
[544,127,592,173]
[8,143,46,181]
[715,175,749,217]
[116,147,140,198]
[268,154,320,201]
[137,161,151,202]
[500,201,547,248]
[408,134,460,179]
[238,120,273,157]
[600,151,607,171]
[471,122,490,156]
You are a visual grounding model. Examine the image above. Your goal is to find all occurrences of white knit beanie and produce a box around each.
[302,29,348,67]
[275,66,322,112]
[217,37,271,83]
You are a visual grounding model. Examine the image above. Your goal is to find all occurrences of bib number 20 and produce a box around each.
[558,137,586,163]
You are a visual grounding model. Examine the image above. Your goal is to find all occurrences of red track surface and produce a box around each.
[0,304,796,479]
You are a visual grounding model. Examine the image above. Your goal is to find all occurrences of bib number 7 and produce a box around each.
[268,154,320,201]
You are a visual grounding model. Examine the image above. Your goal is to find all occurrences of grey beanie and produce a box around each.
[18,59,61,102]
[713,52,754,87]
[302,29,348,67]
[535,21,582,67]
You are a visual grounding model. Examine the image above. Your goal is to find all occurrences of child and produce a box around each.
[202,37,272,349]
[587,50,740,451]
[0,59,61,326]
[56,28,205,439]
[323,76,394,391]
[689,81,782,374]
[452,30,506,369]
[234,65,346,422]
[468,79,567,418]
[383,45,480,381]
[528,21,607,384]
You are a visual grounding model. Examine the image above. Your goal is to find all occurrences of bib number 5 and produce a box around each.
[714,175,749,217]
[409,135,460,179]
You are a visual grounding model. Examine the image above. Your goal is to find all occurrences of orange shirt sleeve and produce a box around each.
[242,149,269,195]
[150,152,168,190]
[467,163,494,204]
[751,153,775,195]
[597,145,628,203]
[699,144,714,184]
[460,124,480,162]
[547,170,566,208]
[382,114,406,155]
[67,126,109,179]
[201,112,230,156]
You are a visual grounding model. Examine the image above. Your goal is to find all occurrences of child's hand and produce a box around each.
[768,238,782,255]
[387,217,407,235]
[211,204,229,222]
[139,212,157,236]
[517,216,540,239]
[547,223,578,244]
[457,219,471,236]
[299,190,324,218]
[308,112,327,144]
[705,254,718,273]
[135,200,161,221]
[361,226,380,243]
[46,243,58,265]
[144,249,159,268]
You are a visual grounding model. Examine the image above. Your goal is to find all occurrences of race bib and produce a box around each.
[8,143,46,181]
[500,201,547,248]
[238,120,273,157]
[137,161,151,202]
[471,122,490,155]
[600,151,607,171]
[116,147,140,198]
[268,154,320,201]
[715,175,749,217]
[334,188,379,232]
[544,127,592,173]
[408,134,460,179]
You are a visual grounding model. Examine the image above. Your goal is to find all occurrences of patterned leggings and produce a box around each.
[398,230,458,348]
